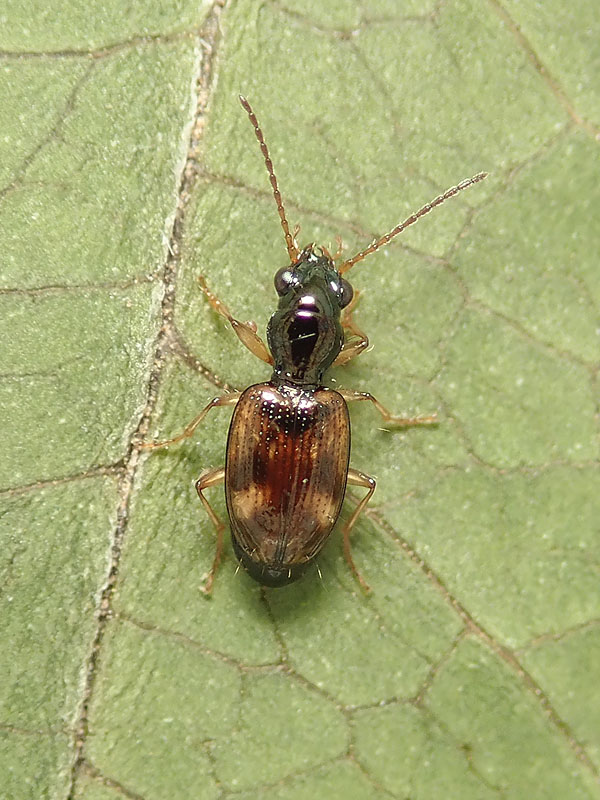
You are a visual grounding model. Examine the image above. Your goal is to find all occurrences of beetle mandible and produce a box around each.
[143,96,486,593]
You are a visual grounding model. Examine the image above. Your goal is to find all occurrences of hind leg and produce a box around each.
[342,468,376,593]
[195,467,226,595]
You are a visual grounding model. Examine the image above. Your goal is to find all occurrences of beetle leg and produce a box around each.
[343,469,376,593]
[339,389,437,427]
[333,290,369,366]
[198,276,273,365]
[195,467,226,595]
[141,392,240,449]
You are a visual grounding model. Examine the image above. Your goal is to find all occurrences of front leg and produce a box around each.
[333,289,369,367]
[198,276,273,365]
[339,389,437,427]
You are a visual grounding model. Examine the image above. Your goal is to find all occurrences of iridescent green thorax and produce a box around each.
[267,247,352,387]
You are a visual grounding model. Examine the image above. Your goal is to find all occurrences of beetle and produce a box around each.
[142,96,486,593]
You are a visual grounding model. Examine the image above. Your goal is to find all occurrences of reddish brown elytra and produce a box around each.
[142,96,487,593]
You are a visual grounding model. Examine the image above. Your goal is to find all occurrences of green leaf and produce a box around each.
[2,1,599,799]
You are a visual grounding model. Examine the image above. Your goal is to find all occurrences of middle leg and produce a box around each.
[340,389,437,427]
[141,392,240,449]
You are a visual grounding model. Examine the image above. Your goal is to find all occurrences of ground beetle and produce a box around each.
[143,96,486,593]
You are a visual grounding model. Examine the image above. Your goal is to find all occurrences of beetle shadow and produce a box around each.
[247,546,360,626]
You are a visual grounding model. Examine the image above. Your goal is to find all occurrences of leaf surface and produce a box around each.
[1,1,599,798]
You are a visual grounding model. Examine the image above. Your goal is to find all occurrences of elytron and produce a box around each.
[143,96,486,593]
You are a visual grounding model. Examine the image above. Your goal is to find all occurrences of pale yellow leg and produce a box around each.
[195,467,226,595]
[340,389,437,426]
[333,290,369,366]
[343,468,376,593]
[141,393,240,449]
[199,276,273,365]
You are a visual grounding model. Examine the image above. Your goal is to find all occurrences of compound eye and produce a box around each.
[339,278,354,308]
[274,267,295,296]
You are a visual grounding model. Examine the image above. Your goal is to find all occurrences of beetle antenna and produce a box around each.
[239,95,300,263]
[338,172,488,274]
